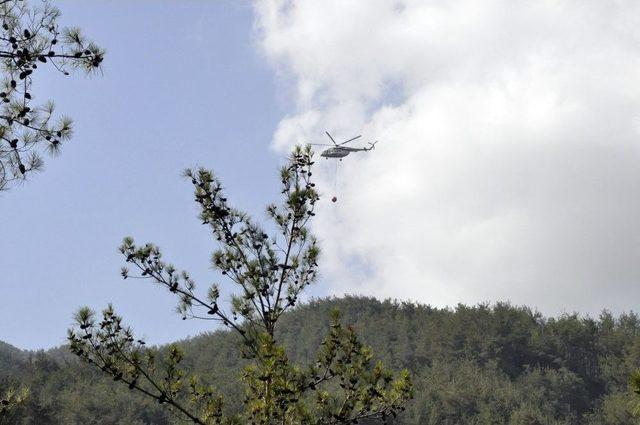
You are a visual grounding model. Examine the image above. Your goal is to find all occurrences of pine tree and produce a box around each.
[0,0,104,191]
[0,386,27,422]
[1,0,103,418]
[630,369,640,417]
[68,146,412,424]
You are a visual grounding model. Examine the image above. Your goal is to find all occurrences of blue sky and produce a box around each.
[5,0,640,349]
[1,1,294,350]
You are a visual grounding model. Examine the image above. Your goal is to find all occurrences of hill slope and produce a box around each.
[0,340,25,373]
[2,296,640,424]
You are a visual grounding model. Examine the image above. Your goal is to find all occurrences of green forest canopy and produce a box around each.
[2,296,640,424]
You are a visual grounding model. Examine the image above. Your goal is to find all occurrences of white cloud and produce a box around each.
[254,0,640,315]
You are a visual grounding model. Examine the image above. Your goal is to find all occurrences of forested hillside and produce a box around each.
[2,296,640,424]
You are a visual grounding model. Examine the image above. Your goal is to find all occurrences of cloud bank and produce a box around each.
[254,0,640,315]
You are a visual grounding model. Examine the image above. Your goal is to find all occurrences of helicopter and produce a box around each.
[311,131,378,160]
[311,131,379,203]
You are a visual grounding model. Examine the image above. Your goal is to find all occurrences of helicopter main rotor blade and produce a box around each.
[325,131,338,145]
[310,143,334,146]
[339,135,362,145]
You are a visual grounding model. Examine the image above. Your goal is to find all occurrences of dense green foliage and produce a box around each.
[2,296,640,424]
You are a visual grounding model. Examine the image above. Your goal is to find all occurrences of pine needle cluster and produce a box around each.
[0,0,104,191]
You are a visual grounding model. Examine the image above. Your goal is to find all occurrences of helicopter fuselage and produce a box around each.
[320,146,369,158]
[321,147,351,158]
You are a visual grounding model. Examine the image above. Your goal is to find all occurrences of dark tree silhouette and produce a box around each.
[0,0,104,191]
[0,0,102,418]
[69,146,412,424]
